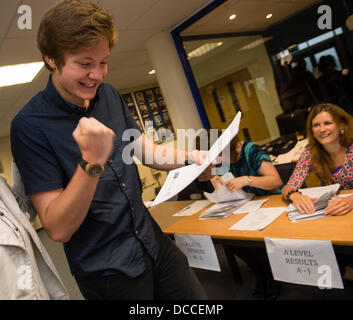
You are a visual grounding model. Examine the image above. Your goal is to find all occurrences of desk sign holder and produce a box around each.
[174,234,221,272]
[265,238,343,289]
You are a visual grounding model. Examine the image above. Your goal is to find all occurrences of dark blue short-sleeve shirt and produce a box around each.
[11,78,159,279]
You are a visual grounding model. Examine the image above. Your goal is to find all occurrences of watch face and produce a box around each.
[87,163,104,177]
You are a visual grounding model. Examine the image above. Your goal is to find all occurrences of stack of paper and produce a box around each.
[199,198,269,220]
[199,200,249,220]
[287,184,340,222]
[199,204,239,220]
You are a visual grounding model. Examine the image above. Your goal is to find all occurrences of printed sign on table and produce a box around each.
[264,238,343,289]
[174,234,220,272]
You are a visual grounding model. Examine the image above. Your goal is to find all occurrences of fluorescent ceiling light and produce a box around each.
[229,14,236,20]
[239,37,272,51]
[0,61,44,88]
[266,13,273,19]
[187,42,223,59]
[149,69,156,75]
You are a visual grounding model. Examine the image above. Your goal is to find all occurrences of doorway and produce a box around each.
[199,67,271,142]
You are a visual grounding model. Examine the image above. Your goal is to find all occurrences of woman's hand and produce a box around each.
[224,177,247,193]
[325,196,353,216]
[210,176,224,189]
[290,192,316,214]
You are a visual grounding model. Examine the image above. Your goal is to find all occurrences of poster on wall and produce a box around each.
[122,86,174,142]
[135,91,145,105]
[122,93,134,106]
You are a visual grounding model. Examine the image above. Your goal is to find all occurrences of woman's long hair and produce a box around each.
[306,103,353,184]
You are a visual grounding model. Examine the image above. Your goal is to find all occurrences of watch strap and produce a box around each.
[78,158,105,177]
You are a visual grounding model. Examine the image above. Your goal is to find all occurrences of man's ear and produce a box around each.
[44,56,56,70]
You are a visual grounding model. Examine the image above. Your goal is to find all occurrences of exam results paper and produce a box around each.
[152,112,242,207]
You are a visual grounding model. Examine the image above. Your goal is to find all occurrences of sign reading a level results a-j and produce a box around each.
[264,238,343,289]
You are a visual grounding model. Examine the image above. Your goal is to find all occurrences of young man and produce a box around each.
[11,0,207,300]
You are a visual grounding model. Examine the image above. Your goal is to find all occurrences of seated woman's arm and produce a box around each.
[282,150,315,213]
[219,160,283,192]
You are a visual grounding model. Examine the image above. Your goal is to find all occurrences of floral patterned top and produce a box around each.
[286,144,353,190]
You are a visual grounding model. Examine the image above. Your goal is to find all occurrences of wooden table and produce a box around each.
[149,192,353,282]
[150,193,353,245]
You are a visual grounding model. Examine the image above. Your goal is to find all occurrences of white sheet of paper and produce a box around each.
[300,183,340,198]
[173,200,211,217]
[203,171,254,203]
[152,112,242,207]
[143,201,154,208]
[337,192,353,198]
[229,207,286,231]
[265,238,343,289]
[174,234,221,272]
[287,183,340,212]
[232,199,269,214]
[204,186,253,203]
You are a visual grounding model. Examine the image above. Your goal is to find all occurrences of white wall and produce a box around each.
[190,37,282,139]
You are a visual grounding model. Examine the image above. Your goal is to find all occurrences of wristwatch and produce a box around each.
[79,158,105,177]
[247,176,253,185]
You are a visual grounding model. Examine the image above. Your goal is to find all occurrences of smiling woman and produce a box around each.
[281,102,353,282]
[282,103,353,215]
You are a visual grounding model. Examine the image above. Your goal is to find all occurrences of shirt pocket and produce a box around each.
[88,169,127,225]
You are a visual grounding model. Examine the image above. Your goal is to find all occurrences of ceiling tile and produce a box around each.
[0,0,22,43]
[6,0,61,38]
[129,0,211,30]
[0,37,41,66]
[100,0,160,30]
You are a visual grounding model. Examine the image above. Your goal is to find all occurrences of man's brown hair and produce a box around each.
[37,0,117,71]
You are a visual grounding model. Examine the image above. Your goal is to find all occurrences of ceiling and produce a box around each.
[0,0,318,137]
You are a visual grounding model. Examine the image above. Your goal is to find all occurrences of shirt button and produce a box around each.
[135,230,139,235]
[121,182,126,188]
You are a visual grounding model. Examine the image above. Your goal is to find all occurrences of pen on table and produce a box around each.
[178,206,191,213]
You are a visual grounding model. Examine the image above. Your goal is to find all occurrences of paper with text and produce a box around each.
[229,207,286,231]
[173,200,211,217]
[265,238,343,289]
[152,112,242,207]
[232,198,269,214]
[174,234,221,272]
